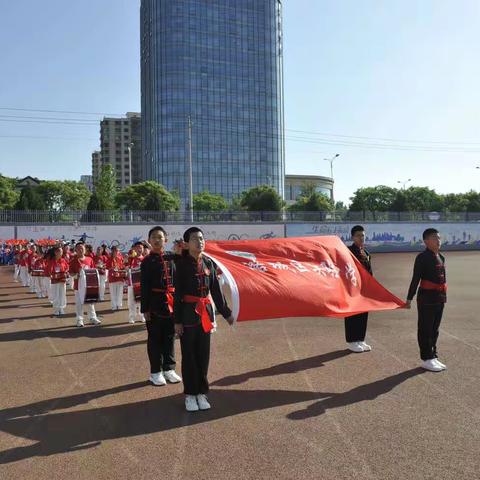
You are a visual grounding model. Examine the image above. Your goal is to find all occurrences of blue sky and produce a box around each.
[1,0,479,203]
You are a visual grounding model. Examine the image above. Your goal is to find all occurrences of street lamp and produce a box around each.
[127,142,134,186]
[397,178,412,190]
[323,153,340,207]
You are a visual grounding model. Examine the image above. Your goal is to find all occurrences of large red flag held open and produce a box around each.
[205,236,405,322]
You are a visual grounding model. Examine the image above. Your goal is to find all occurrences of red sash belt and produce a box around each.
[183,295,213,333]
[152,287,175,314]
[420,280,447,292]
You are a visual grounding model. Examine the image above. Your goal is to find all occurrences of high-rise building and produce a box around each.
[141,0,284,208]
[96,112,142,189]
[80,175,94,192]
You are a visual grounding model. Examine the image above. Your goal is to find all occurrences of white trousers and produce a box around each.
[74,290,97,320]
[99,274,107,301]
[51,282,67,313]
[19,266,29,286]
[67,275,74,290]
[109,282,124,309]
[41,277,51,298]
[33,276,42,297]
[127,286,144,321]
[13,265,20,282]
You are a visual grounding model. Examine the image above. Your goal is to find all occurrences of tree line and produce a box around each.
[1,167,479,214]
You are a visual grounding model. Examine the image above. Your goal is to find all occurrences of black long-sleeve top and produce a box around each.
[140,251,175,315]
[407,249,446,304]
[348,244,372,275]
[173,254,231,326]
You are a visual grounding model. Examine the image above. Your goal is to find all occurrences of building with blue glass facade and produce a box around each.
[140,0,284,208]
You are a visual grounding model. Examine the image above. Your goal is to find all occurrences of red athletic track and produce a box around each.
[0,252,479,479]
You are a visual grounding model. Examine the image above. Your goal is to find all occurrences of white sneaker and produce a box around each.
[59,309,65,316]
[128,317,135,324]
[347,342,364,353]
[164,370,182,383]
[196,394,211,410]
[149,372,167,386]
[359,341,372,351]
[76,317,84,327]
[185,395,199,412]
[421,359,444,372]
[138,315,146,323]
[434,358,447,370]
[89,317,101,325]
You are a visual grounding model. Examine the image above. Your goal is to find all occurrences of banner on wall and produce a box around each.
[16,224,284,252]
[286,223,480,252]
[206,236,405,322]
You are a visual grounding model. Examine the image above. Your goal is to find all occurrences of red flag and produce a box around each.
[205,236,405,322]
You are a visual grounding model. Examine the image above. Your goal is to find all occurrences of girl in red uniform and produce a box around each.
[107,245,126,311]
[127,241,145,323]
[95,245,109,301]
[48,246,69,316]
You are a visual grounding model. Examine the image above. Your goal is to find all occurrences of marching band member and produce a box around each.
[40,251,52,300]
[13,246,21,283]
[69,242,101,327]
[19,244,31,287]
[48,246,69,317]
[174,227,234,412]
[141,226,181,387]
[62,243,74,290]
[31,250,45,298]
[127,241,145,324]
[107,245,125,311]
[95,245,109,301]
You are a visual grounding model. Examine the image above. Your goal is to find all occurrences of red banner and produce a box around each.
[205,236,405,322]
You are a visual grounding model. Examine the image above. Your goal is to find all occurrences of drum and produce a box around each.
[111,269,127,280]
[31,269,44,277]
[78,268,100,304]
[52,271,67,282]
[129,267,142,301]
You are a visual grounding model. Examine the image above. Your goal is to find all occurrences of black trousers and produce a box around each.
[344,312,368,342]
[417,303,444,360]
[146,314,176,373]
[180,324,211,396]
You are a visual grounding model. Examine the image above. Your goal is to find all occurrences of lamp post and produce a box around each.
[397,178,412,190]
[323,153,340,211]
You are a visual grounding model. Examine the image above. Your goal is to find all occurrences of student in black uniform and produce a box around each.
[174,227,234,412]
[405,228,447,372]
[344,225,373,353]
[140,226,182,386]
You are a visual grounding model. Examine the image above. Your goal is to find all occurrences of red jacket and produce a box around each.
[95,254,109,275]
[107,254,127,283]
[48,258,70,284]
[69,256,95,290]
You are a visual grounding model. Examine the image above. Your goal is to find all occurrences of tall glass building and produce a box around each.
[141,0,284,208]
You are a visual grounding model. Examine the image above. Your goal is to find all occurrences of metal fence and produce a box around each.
[1,210,480,224]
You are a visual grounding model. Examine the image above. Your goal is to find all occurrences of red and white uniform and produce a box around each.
[95,254,109,301]
[19,249,31,287]
[48,257,69,314]
[69,255,98,323]
[127,254,145,323]
[107,254,126,310]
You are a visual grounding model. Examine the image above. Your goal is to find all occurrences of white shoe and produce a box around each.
[76,317,84,327]
[421,359,444,372]
[59,309,65,316]
[185,395,199,412]
[128,317,135,324]
[347,342,364,353]
[196,394,211,410]
[164,370,182,384]
[138,315,146,323]
[359,341,372,351]
[149,372,167,386]
[89,317,101,325]
[434,358,447,370]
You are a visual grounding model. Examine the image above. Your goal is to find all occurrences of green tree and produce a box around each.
[116,181,180,211]
[0,175,19,209]
[289,184,333,211]
[240,185,285,212]
[442,193,468,212]
[402,186,443,212]
[463,190,480,212]
[15,187,46,210]
[349,186,398,213]
[95,164,117,211]
[37,180,91,211]
[193,190,228,212]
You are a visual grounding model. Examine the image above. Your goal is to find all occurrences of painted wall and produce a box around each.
[0,226,15,241]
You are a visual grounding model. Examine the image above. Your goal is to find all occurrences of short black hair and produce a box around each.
[351,225,365,237]
[133,241,144,247]
[422,228,439,240]
[183,227,204,242]
[75,242,85,248]
[148,226,167,239]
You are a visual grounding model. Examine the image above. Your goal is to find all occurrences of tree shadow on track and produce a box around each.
[0,323,146,343]
[212,350,351,386]
[51,339,145,357]
[0,368,423,465]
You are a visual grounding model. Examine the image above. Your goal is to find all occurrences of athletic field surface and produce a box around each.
[0,251,479,479]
